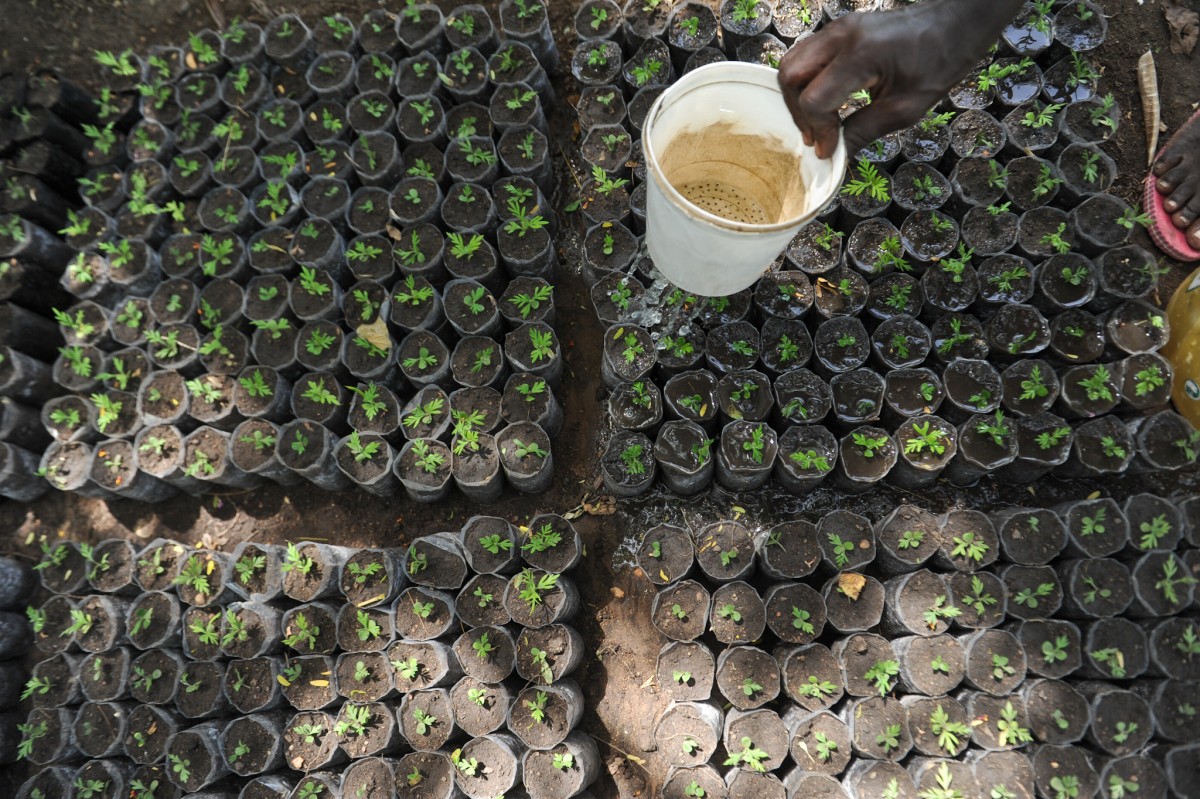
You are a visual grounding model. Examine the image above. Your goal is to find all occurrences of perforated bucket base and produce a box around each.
[677,180,769,225]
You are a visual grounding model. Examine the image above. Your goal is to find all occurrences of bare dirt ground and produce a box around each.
[1,1,1199,796]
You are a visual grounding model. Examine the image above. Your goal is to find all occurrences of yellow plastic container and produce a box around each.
[1163,265,1200,427]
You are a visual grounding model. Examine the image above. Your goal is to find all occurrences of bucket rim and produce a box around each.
[641,61,847,235]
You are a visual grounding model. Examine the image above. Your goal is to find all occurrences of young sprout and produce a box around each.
[864,660,899,696]
[875,724,902,754]
[842,159,890,203]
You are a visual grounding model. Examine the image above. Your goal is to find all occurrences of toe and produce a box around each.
[1188,221,1200,252]
[1158,163,1192,197]
[1172,194,1200,231]
[1165,179,1197,215]
[1155,152,1183,177]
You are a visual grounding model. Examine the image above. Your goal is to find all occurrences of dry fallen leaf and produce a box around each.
[357,317,392,352]
[583,495,616,516]
[838,572,867,601]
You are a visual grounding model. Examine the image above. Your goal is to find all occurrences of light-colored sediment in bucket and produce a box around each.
[658,120,809,226]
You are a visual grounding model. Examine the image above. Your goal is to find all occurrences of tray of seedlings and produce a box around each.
[637,489,1197,799]
[0,2,568,506]
[16,510,599,798]
[569,0,1198,499]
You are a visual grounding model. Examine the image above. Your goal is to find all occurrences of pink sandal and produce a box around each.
[1143,107,1200,263]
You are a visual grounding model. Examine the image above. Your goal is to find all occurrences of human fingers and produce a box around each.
[841,95,929,157]
[794,56,874,158]
[777,34,842,149]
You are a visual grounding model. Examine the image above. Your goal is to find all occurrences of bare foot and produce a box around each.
[1153,110,1200,251]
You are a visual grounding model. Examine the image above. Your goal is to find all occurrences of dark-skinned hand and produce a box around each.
[777,0,1025,159]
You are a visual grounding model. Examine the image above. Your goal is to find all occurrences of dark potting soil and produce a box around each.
[1087,689,1153,756]
[693,521,755,581]
[335,433,391,484]
[223,713,280,774]
[222,603,277,659]
[68,761,125,799]
[336,695,396,753]
[284,709,340,771]
[716,646,779,711]
[709,581,766,644]
[395,586,456,641]
[819,510,876,572]
[1023,679,1089,746]
[388,639,456,694]
[180,599,223,657]
[176,661,227,721]
[638,524,694,586]
[759,520,822,579]
[657,705,720,767]
[601,431,655,490]
[219,657,274,710]
[516,624,579,685]
[126,704,177,765]
[334,651,392,702]
[847,378,907,437]
[822,573,885,632]
[653,579,709,641]
[657,641,715,703]
[949,570,1007,630]
[938,510,1000,572]
[282,603,338,655]
[759,318,812,375]
[73,594,125,653]
[338,548,398,607]
[875,505,940,570]
[1017,618,1082,681]
[457,574,512,628]
[789,710,852,775]
[850,696,912,761]
[814,317,869,372]
[128,648,179,705]
[450,675,509,738]
[885,569,956,637]
[831,633,895,700]
[508,684,577,748]
[717,370,773,423]
[779,644,844,712]
[30,653,78,707]
[130,542,184,597]
[399,690,452,751]
[407,536,467,590]
[128,590,178,649]
[335,602,392,654]
[962,628,1027,696]
[281,656,338,711]
[930,315,988,364]
[342,754,396,799]
[996,508,1066,566]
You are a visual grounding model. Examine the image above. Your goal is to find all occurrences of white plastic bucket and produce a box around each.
[642,62,847,297]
